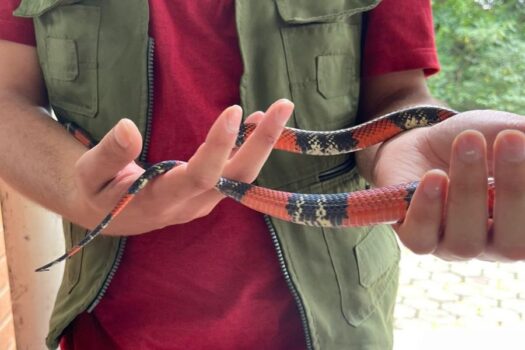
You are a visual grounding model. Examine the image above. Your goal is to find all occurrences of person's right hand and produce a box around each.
[70,99,294,235]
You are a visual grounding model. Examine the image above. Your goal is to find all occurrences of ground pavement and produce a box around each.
[394,245,525,350]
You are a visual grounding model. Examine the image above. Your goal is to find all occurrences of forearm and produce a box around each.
[355,70,445,184]
[0,91,86,219]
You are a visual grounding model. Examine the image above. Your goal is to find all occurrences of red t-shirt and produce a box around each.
[0,1,439,349]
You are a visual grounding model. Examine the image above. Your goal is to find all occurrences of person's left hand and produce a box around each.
[370,109,525,262]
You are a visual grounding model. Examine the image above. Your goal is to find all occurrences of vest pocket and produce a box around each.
[15,1,101,118]
[45,32,99,118]
[312,170,400,327]
[317,54,356,99]
[324,223,400,326]
[276,0,380,131]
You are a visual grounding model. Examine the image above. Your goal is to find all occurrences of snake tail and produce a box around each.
[35,161,181,272]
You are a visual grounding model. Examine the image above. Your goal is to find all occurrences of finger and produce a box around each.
[75,119,143,194]
[224,99,294,181]
[437,130,488,260]
[492,130,525,261]
[395,169,447,255]
[244,110,265,125]
[229,110,266,159]
[160,105,242,199]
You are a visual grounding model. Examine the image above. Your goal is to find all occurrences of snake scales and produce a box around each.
[38,105,490,272]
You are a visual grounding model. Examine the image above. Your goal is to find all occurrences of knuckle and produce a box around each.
[397,226,438,255]
[191,175,217,191]
[144,200,181,227]
[98,133,125,158]
[228,170,256,183]
[261,133,278,146]
[251,126,278,147]
[206,135,234,149]
[73,157,84,175]
[73,161,87,185]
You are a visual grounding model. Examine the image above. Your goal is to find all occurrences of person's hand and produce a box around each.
[70,99,294,235]
[371,109,525,261]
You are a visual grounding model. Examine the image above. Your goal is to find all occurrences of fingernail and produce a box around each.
[115,119,131,148]
[226,105,242,133]
[423,173,444,200]
[276,99,294,126]
[457,133,483,164]
[500,132,525,163]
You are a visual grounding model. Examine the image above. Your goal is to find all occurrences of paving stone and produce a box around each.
[394,317,433,331]
[417,258,451,273]
[460,295,498,309]
[449,261,485,277]
[463,274,492,286]
[426,288,461,303]
[515,264,525,279]
[395,249,525,333]
[479,307,522,324]
[445,282,485,297]
[394,304,418,319]
[397,285,429,299]
[398,273,413,285]
[501,299,525,318]
[482,263,517,281]
[453,316,501,328]
[481,285,520,300]
[402,297,440,312]
[429,271,463,285]
[441,300,483,318]
[417,309,458,328]
[399,268,429,285]
[407,279,432,293]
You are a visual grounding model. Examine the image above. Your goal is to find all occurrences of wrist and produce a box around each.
[356,144,381,185]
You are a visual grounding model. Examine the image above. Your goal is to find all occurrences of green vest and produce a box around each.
[15,1,400,348]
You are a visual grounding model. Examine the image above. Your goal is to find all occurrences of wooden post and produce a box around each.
[0,202,16,350]
[0,180,64,350]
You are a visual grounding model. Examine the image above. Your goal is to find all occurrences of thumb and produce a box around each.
[75,118,143,194]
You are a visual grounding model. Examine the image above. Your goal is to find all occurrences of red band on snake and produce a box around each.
[37,105,493,272]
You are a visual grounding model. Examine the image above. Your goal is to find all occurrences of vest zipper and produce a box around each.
[86,37,314,346]
[88,38,156,312]
[140,37,156,165]
[86,237,127,312]
[263,215,314,350]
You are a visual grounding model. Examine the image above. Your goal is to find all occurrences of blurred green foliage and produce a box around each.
[429,0,525,113]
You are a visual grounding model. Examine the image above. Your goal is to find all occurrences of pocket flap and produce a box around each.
[14,0,82,17]
[276,0,381,24]
[46,38,79,81]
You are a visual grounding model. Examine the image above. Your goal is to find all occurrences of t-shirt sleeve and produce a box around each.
[362,0,439,77]
[0,0,36,46]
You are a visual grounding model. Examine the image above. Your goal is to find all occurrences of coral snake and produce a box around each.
[36,105,496,272]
